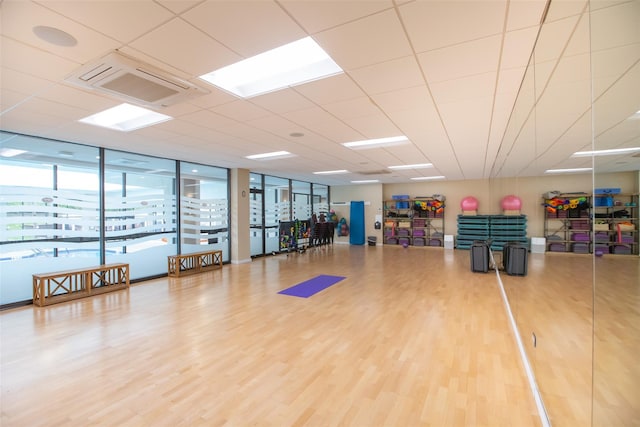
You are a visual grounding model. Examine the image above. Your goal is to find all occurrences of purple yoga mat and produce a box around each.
[278,274,346,298]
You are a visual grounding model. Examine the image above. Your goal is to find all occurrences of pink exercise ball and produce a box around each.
[501,195,522,210]
[460,196,479,211]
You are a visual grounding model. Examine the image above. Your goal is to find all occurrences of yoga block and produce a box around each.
[413,238,425,246]
[594,232,609,242]
[571,232,590,242]
[549,243,566,252]
[429,239,441,247]
[572,243,589,253]
[611,244,631,254]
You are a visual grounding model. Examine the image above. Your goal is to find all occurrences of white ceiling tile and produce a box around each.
[129,18,242,76]
[323,97,381,120]
[2,2,120,64]
[345,113,403,139]
[156,0,202,15]
[35,0,175,43]
[349,56,424,95]
[294,74,365,105]
[506,0,548,31]
[314,9,413,71]
[1,38,78,81]
[418,35,502,83]
[212,100,272,122]
[430,73,497,105]
[250,89,317,115]
[501,26,540,70]
[400,0,507,53]
[1,68,56,98]
[279,0,393,34]
[282,107,363,143]
[370,85,437,114]
[183,1,306,57]
[544,0,588,22]
[533,15,579,64]
[36,83,120,113]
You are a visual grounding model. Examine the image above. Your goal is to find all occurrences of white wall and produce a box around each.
[334,172,636,239]
[329,184,383,245]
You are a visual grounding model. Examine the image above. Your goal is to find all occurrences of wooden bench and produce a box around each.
[33,263,130,307]
[167,250,223,277]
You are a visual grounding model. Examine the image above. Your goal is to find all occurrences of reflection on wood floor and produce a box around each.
[1,245,637,426]
[502,252,640,427]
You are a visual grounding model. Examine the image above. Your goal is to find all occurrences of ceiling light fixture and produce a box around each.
[342,136,409,149]
[245,151,293,160]
[313,170,349,175]
[200,36,343,98]
[544,167,593,174]
[79,103,172,132]
[0,148,27,158]
[411,176,445,181]
[351,179,379,184]
[388,163,433,170]
[571,147,640,157]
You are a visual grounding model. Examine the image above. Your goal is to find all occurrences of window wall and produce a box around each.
[0,132,229,305]
[0,134,100,304]
[248,175,328,257]
[249,173,264,257]
[181,163,230,262]
[292,180,311,221]
[104,151,177,279]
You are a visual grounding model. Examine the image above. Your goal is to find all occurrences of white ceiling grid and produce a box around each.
[0,0,638,186]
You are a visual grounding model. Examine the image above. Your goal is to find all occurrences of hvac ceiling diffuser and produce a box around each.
[64,50,210,107]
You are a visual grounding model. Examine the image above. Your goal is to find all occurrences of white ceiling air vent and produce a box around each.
[64,51,210,107]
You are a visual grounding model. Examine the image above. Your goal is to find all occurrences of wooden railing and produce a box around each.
[33,263,130,307]
[167,250,223,277]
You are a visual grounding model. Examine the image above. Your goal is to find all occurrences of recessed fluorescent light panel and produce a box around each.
[411,176,445,181]
[388,163,433,170]
[313,170,349,175]
[0,148,27,157]
[545,167,593,174]
[571,147,640,157]
[351,179,379,184]
[79,103,172,132]
[245,151,292,160]
[342,136,409,149]
[199,37,343,98]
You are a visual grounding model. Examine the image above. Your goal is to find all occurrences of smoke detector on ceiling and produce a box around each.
[64,50,210,108]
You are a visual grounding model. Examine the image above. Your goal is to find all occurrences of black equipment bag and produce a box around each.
[503,242,528,276]
[470,241,490,273]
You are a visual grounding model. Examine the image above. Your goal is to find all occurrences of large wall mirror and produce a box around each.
[492,0,639,425]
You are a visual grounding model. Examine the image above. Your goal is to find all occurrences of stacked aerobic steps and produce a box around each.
[456,215,490,249]
[456,214,527,250]
[489,215,528,251]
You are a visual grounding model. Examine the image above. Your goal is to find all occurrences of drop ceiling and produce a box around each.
[1,0,638,185]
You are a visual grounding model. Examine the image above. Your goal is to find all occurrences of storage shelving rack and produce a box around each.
[543,193,591,253]
[592,192,638,255]
[383,196,445,246]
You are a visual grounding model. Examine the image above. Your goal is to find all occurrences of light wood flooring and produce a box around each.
[1,245,638,426]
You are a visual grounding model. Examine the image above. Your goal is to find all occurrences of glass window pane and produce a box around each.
[180,163,229,262]
[104,151,176,279]
[292,180,311,221]
[249,173,263,257]
[0,133,99,305]
[264,176,289,253]
[313,184,329,215]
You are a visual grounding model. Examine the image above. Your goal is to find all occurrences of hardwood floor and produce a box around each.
[2,244,636,426]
